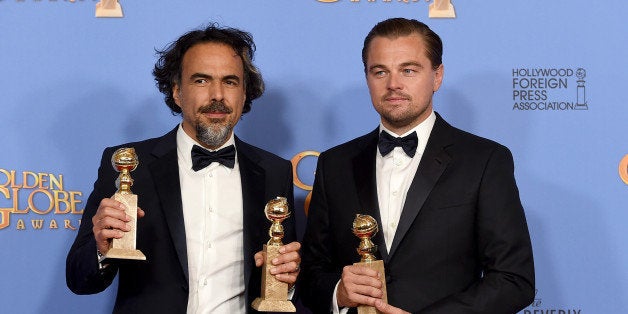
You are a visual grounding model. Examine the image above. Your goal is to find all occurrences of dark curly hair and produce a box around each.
[153,23,264,115]
[362,18,443,72]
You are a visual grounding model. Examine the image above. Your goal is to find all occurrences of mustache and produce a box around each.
[384,91,411,99]
[199,101,232,114]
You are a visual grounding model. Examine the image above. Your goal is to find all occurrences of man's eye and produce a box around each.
[194,79,207,84]
[403,69,416,75]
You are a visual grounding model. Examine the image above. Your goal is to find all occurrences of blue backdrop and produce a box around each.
[1,1,627,313]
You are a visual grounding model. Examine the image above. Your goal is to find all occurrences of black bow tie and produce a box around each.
[191,144,236,170]
[378,131,418,157]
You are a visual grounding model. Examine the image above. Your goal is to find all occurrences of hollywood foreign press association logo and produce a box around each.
[511,67,588,111]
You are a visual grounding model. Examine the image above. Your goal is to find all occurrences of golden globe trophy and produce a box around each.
[251,197,296,312]
[353,214,387,314]
[101,148,146,262]
[429,0,456,19]
[95,0,123,18]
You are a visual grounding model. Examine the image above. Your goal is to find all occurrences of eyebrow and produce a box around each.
[399,61,423,69]
[188,73,241,82]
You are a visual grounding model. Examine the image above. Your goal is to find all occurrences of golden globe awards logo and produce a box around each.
[317,0,457,19]
[512,67,588,111]
[0,168,83,231]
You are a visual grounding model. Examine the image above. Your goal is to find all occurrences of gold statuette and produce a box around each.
[353,214,387,314]
[101,148,146,262]
[251,197,296,312]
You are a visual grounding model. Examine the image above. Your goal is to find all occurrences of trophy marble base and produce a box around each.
[429,1,456,19]
[95,1,123,18]
[101,248,146,263]
[251,299,296,312]
[354,260,387,314]
[101,192,146,263]
[251,244,296,312]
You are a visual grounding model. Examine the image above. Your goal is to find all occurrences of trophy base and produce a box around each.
[251,298,296,312]
[101,248,146,263]
[429,2,456,19]
[95,2,123,18]
[354,260,387,314]
[251,244,296,312]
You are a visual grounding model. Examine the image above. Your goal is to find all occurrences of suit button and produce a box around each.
[385,274,392,284]
[181,285,188,292]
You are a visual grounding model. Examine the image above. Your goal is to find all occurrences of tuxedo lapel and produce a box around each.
[235,137,267,297]
[353,128,389,261]
[388,114,453,259]
[148,128,189,281]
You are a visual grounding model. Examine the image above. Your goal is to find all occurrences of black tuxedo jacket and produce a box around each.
[66,127,296,313]
[300,113,534,314]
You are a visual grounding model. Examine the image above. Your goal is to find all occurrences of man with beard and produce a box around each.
[66,24,301,313]
[300,18,534,313]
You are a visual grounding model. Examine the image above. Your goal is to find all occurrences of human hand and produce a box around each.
[91,198,145,255]
[374,299,410,314]
[336,265,384,308]
[254,241,301,285]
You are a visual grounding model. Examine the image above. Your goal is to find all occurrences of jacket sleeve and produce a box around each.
[66,148,119,294]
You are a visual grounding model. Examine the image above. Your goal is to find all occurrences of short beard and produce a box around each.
[196,121,233,149]
[195,101,234,148]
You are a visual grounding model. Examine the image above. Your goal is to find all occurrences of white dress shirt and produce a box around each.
[332,111,436,314]
[176,125,246,314]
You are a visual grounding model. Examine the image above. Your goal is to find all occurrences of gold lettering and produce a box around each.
[54,190,71,214]
[31,219,45,229]
[37,173,49,189]
[28,189,53,215]
[70,191,83,214]
[23,171,38,189]
[12,187,29,214]
[49,219,58,229]
[291,151,320,190]
[291,151,320,216]
[49,174,63,190]
[64,219,77,230]
[0,186,13,229]
[620,155,628,185]
[16,219,25,230]
[0,169,11,187]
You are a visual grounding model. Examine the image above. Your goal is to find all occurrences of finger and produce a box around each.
[97,216,131,232]
[274,272,298,284]
[270,260,300,275]
[346,264,380,277]
[278,241,301,254]
[374,299,407,314]
[271,250,300,266]
[254,251,265,267]
[93,203,129,225]
[343,280,384,299]
[137,207,145,218]
[337,279,382,308]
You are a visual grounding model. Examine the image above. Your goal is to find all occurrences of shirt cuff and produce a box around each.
[332,280,350,314]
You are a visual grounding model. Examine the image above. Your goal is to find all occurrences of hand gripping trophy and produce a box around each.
[100,148,146,262]
[251,197,296,312]
[353,214,387,314]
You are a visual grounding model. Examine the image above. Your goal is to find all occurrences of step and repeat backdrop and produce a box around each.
[1,1,627,313]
